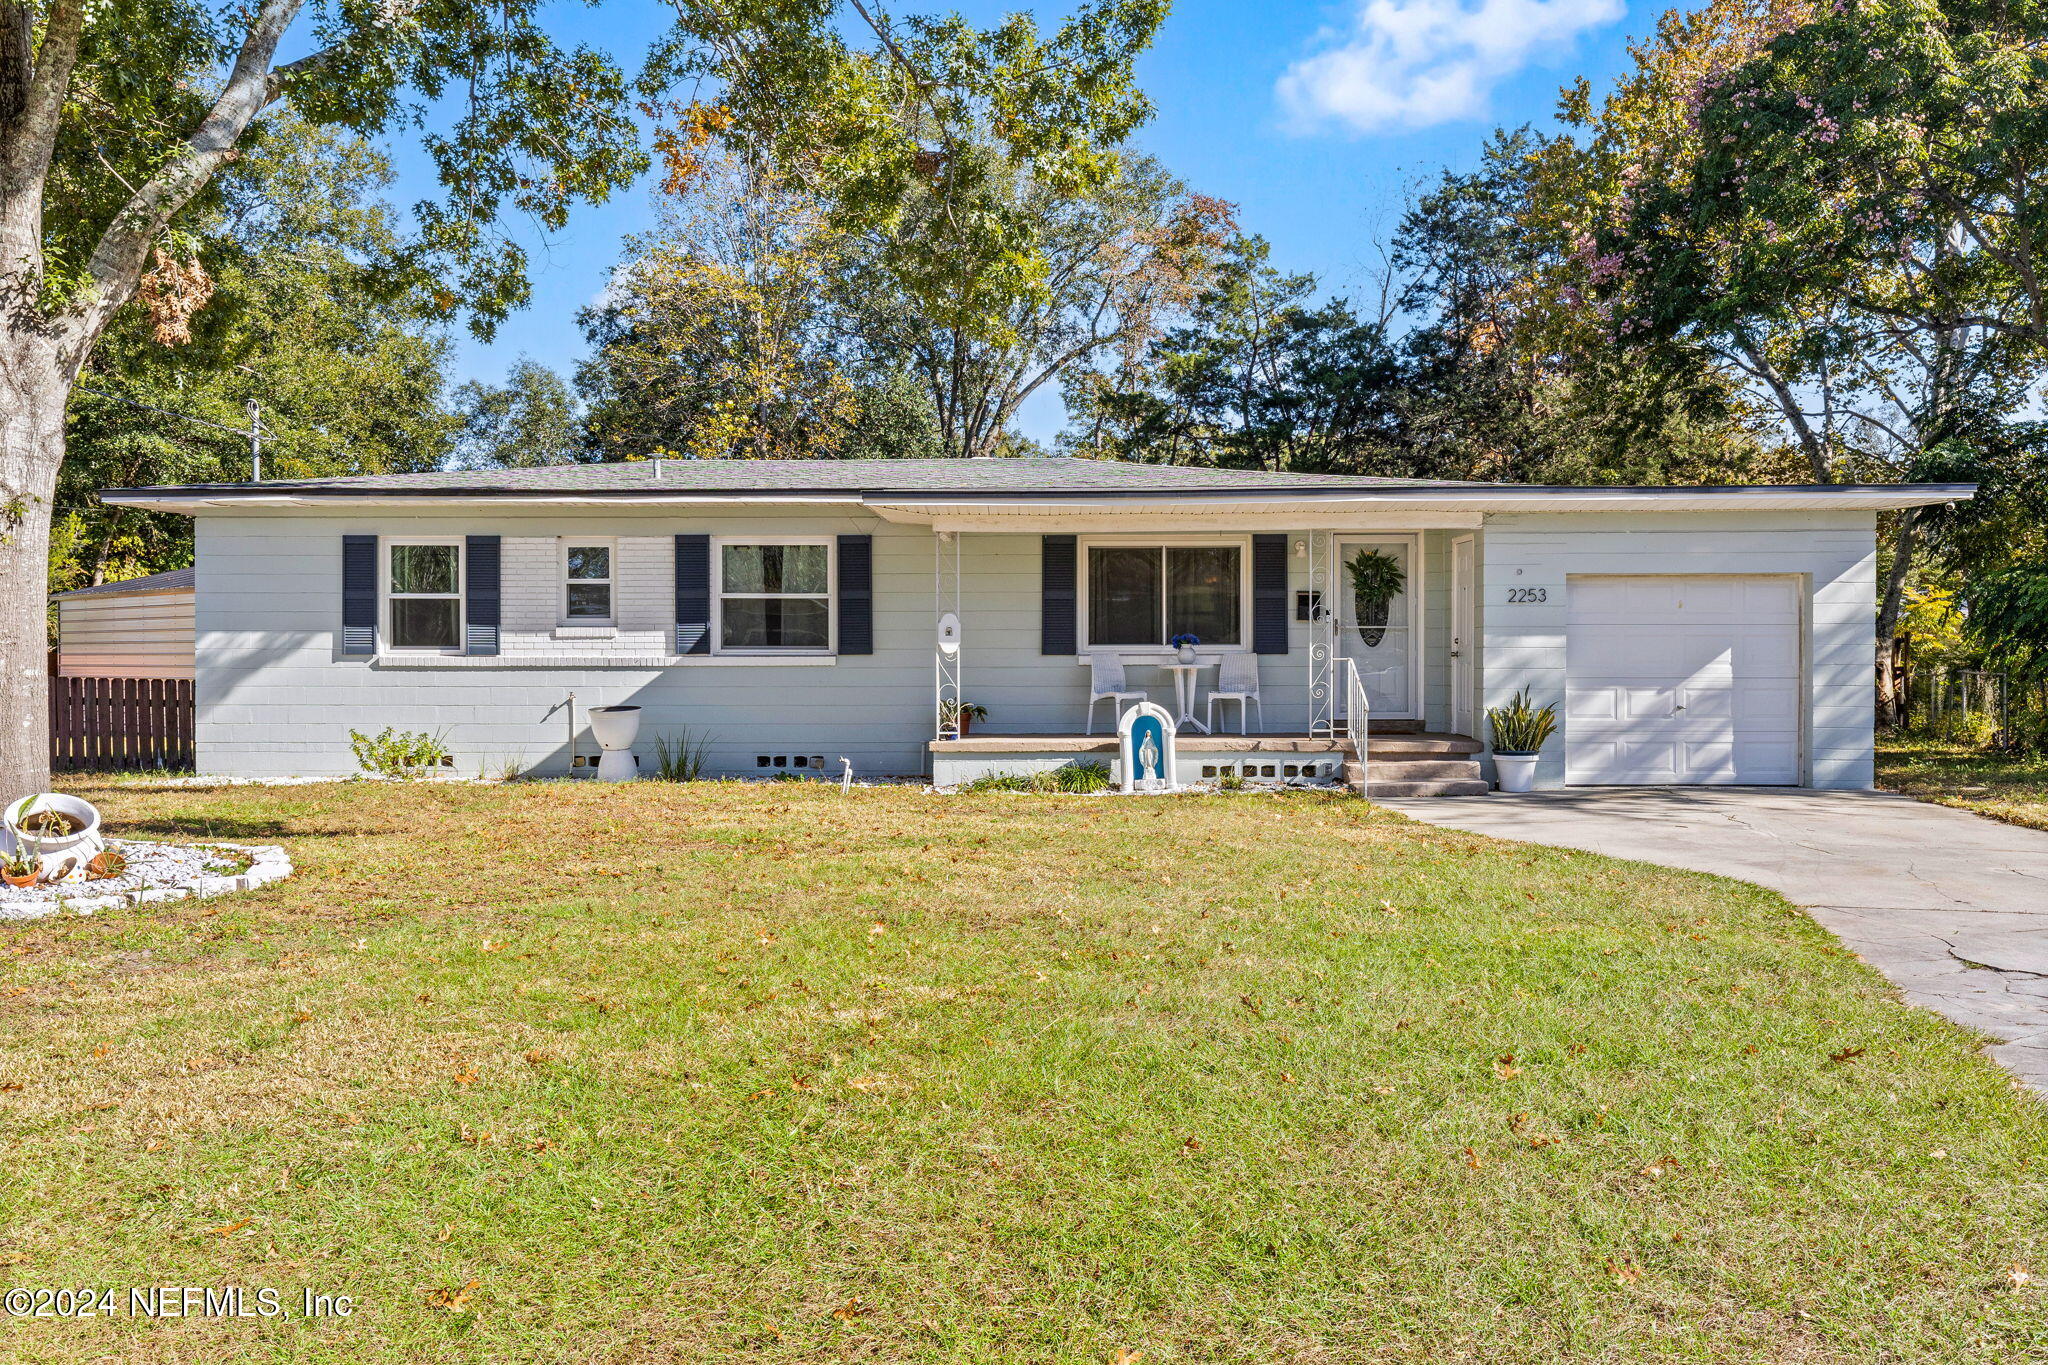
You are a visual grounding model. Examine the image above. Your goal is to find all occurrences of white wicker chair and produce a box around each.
[1205,652,1263,734]
[1085,651,1148,734]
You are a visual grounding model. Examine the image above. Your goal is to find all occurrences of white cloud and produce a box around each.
[1277,0,1626,135]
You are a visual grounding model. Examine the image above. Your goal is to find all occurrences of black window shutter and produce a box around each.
[675,534,711,654]
[837,534,873,655]
[1252,533,1289,654]
[465,534,500,656]
[1042,534,1077,655]
[341,534,377,656]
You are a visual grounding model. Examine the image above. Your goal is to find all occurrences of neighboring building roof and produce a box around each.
[97,456,1975,515]
[50,567,195,601]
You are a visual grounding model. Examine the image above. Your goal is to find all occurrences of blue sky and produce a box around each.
[396,0,1648,443]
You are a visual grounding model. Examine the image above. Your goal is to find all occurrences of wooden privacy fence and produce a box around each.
[49,675,194,772]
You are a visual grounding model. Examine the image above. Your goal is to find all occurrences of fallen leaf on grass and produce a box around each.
[425,1279,479,1311]
[1113,1351,1146,1365]
[206,1217,252,1238]
[2009,1265,2033,1290]
[1828,1046,1866,1066]
[1494,1054,1521,1080]
[1462,1147,1482,1170]
[1604,1259,1641,1285]
[1181,1136,1203,1153]
[452,1067,478,1085]
[1639,1156,1682,1178]
[831,1297,866,1322]
[523,1048,555,1067]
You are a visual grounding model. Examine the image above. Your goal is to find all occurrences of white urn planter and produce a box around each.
[1493,754,1540,793]
[1176,643,1198,665]
[588,705,642,782]
[3,793,107,883]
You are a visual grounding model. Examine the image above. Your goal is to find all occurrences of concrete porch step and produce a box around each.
[1365,758,1483,782]
[1366,778,1492,798]
[1365,732,1484,757]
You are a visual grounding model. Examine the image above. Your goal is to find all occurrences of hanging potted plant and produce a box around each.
[1345,550,1406,648]
[1486,689,1558,793]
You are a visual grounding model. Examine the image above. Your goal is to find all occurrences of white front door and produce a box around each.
[1565,575,1802,785]
[1450,535,1475,736]
[1334,535,1419,721]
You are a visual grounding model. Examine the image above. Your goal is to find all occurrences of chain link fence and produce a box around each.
[1895,666,2048,751]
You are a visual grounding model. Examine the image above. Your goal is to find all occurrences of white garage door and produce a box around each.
[1566,576,1801,786]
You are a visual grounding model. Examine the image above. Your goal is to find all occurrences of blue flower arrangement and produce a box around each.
[1169,633,1200,649]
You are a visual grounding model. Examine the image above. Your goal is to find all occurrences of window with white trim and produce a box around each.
[1084,542,1244,648]
[716,539,833,652]
[386,540,463,651]
[561,541,614,623]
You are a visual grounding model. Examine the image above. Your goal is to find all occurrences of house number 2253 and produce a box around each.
[1505,587,1548,604]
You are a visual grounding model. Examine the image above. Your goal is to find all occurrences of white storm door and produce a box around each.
[1565,576,1802,786]
[1334,535,1419,721]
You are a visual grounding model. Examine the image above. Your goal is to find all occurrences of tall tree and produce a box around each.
[1571,0,2048,714]
[53,116,458,592]
[0,0,1167,790]
[854,144,1236,457]
[452,359,584,469]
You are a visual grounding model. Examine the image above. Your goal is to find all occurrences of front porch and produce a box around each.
[893,513,1487,793]
[928,728,1486,795]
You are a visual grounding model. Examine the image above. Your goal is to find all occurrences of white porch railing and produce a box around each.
[1335,655,1370,799]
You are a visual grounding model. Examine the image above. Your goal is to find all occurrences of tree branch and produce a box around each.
[73,0,308,345]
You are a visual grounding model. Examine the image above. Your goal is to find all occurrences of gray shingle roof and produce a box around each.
[50,566,194,600]
[108,456,1490,499]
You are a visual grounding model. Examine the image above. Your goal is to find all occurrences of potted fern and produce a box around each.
[1487,689,1557,793]
[1345,550,1406,647]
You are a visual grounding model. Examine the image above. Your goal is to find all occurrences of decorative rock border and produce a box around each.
[0,840,293,922]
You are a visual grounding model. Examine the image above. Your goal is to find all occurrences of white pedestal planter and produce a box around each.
[4,793,106,884]
[1494,754,1540,793]
[588,705,642,782]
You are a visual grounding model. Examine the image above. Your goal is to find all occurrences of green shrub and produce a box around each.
[1054,761,1112,793]
[1217,772,1247,792]
[349,727,453,779]
[959,761,1112,795]
[652,730,714,782]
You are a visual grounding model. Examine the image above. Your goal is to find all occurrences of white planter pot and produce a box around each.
[4,793,107,883]
[1493,754,1540,793]
[587,705,641,782]
[1176,645,1198,664]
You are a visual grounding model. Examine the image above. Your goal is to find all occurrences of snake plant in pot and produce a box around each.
[1486,689,1557,792]
[1345,550,1406,647]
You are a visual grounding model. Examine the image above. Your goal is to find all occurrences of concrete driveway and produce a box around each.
[1381,787,2048,1092]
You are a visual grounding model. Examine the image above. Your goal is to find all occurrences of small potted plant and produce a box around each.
[1487,689,1557,793]
[2,845,38,888]
[941,699,988,736]
[1170,633,1201,665]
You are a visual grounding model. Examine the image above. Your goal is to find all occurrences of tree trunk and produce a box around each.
[1874,509,1918,731]
[0,326,68,797]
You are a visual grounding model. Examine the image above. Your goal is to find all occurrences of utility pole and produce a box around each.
[247,399,263,481]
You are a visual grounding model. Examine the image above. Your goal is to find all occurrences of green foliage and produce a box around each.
[1345,550,1407,614]
[1216,772,1247,792]
[53,117,459,591]
[1487,689,1559,755]
[652,731,715,783]
[453,359,588,469]
[349,728,454,780]
[958,761,1113,794]
[1964,563,2048,682]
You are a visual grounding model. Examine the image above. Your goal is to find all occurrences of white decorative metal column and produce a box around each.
[1307,530,1339,738]
[934,530,963,738]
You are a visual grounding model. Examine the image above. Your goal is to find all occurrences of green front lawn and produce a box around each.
[2,781,2043,1363]
[1879,738,2048,832]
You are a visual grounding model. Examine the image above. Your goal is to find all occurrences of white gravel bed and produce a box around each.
[0,839,293,922]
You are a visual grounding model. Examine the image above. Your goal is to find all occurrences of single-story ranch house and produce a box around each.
[103,457,1970,791]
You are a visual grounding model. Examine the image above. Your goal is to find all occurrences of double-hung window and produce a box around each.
[386,540,463,651]
[716,539,833,652]
[562,541,614,623]
[1085,542,1243,648]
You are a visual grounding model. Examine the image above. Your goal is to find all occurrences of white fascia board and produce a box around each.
[867,485,1974,519]
[97,492,870,514]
